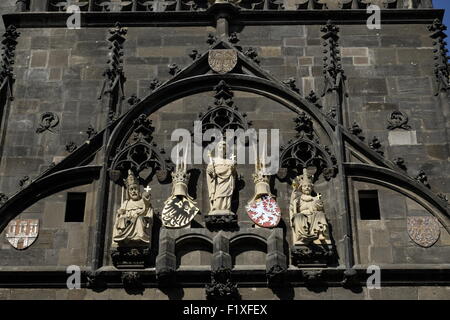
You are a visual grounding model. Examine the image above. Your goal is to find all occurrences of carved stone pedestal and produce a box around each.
[291,244,334,267]
[111,246,150,269]
[205,268,240,301]
[204,213,237,230]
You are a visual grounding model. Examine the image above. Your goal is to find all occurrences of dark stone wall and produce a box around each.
[351,181,450,265]
[0,13,448,299]
[0,286,449,300]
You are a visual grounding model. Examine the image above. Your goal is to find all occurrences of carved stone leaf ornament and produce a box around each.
[407,216,441,248]
[387,110,411,130]
[6,219,39,249]
[36,112,59,134]
[208,49,238,74]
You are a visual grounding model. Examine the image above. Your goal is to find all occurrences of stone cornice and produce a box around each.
[2,9,444,29]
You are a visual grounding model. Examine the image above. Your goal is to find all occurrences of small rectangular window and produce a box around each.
[358,190,381,220]
[65,192,86,222]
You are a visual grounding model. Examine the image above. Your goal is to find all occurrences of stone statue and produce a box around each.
[289,169,330,245]
[113,170,153,245]
[206,141,236,215]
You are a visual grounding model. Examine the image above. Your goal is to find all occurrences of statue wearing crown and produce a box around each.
[206,140,237,215]
[289,169,330,245]
[112,170,154,245]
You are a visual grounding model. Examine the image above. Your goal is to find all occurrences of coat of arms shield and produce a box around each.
[161,196,200,228]
[6,219,39,250]
[407,216,441,248]
[208,49,238,74]
[246,195,281,228]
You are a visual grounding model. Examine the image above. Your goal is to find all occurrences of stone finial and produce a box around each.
[189,49,201,60]
[65,141,78,153]
[168,63,181,76]
[206,33,217,45]
[369,136,384,156]
[244,47,260,64]
[415,170,431,189]
[149,78,161,91]
[86,125,97,139]
[306,90,322,108]
[127,94,141,106]
[393,157,407,171]
[283,77,300,93]
[0,193,8,206]
[349,122,365,141]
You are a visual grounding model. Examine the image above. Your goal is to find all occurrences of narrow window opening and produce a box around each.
[358,190,381,220]
[65,192,86,222]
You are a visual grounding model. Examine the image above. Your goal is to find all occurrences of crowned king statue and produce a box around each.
[112,170,154,246]
[289,169,330,245]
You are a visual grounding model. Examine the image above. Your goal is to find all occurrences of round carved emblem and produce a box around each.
[208,49,238,74]
[407,216,441,248]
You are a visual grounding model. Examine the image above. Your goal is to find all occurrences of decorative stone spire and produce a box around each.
[99,22,127,98]
[0,25,20,99]
[321,20,346,124]
[428,19,449,95]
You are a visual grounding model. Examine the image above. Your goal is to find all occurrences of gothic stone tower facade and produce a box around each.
[0,0,449,300]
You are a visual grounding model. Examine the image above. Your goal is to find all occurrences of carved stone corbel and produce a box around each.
[205,267,240,300]
[301,269,324,286]
[86,271,107,291]
[121,272,144,293]
[341,268,360,289]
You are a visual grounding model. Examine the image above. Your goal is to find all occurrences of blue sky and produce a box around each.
[434,0,450,31]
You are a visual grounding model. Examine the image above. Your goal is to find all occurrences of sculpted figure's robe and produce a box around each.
[113,195,153,244]
[290,193,328,243]
[207,158,236,212]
